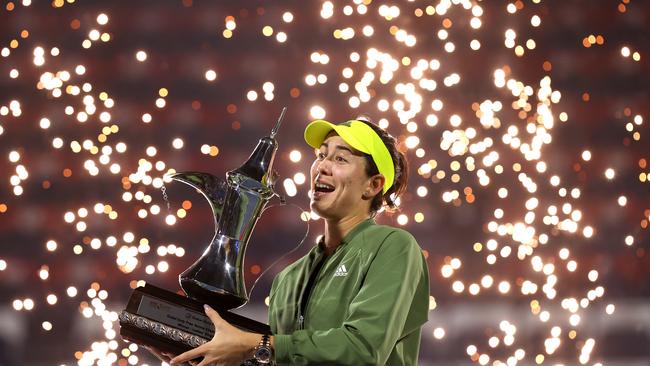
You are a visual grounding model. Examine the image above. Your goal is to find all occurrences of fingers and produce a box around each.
[145,346,173,363]
[162,352,180,363]
[194,359,210,366]
[170,343,207,365]
[171,306,240,366]
[203,304,226,327]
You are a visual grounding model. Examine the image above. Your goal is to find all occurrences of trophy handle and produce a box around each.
[167,171,228,229]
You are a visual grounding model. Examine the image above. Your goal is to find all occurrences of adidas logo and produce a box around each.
[334,264,348,277]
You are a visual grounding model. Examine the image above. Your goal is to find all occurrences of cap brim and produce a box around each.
[304,120,337,149]
[304,120,370,155]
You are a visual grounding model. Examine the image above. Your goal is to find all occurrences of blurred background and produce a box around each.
[0,0,648,365]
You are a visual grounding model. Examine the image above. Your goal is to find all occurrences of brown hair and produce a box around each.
[355,116,409,215]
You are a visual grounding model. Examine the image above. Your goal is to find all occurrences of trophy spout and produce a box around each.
[167,172,228,229]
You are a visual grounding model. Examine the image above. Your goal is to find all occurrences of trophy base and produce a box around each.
[119,283,270,357]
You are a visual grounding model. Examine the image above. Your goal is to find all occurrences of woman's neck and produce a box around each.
[322,214,369,256]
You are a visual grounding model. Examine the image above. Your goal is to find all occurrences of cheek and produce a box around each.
[340,169,367,193]
[310,160,318,178]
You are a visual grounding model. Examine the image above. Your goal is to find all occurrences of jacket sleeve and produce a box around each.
[273,230,427,365]
[269,274,279,334]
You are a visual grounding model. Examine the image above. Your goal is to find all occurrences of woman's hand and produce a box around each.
[145,346,173,363]
[170,305,260,366]
[145,346,195,366]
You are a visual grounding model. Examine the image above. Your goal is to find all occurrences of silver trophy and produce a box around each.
[119,108,285,355]
[172,108,284,309]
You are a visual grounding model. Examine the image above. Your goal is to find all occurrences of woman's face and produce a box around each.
[309,133,375,220]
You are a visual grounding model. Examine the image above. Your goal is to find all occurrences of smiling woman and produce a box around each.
[305,118,409,221]
[169,118,429,366]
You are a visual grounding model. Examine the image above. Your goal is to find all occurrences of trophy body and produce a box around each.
[119,112,285,357]
[179,167,276,310]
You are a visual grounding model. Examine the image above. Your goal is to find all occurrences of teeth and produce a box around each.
[315,183,334,190]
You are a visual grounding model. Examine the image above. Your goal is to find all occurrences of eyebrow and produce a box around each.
[319,142,359,155]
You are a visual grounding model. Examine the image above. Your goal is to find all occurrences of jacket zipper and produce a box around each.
[297,254,326,330]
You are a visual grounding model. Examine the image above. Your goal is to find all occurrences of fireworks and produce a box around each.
[0,1,648,365]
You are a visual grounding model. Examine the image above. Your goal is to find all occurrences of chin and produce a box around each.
[309,202,325,216]
[309,202,334,220]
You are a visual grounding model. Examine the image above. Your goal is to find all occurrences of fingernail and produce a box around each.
[204,304,211,311]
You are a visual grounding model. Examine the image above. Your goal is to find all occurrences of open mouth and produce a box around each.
[313,182,335,196]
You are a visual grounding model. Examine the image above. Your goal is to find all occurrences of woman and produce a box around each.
[168,118,430,365]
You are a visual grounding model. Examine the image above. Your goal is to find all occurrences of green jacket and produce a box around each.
[269,219,430,365]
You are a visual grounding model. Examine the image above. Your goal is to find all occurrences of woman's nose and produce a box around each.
[313,158,332,176]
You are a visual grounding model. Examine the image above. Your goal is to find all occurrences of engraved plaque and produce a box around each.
[137,295,214,339]
[119,284,270,355]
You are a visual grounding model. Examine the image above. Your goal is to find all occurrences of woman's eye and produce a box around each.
[317,152,326,160]
[335,156,347,163]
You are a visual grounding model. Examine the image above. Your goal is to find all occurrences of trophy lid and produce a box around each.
[233,107,286,186]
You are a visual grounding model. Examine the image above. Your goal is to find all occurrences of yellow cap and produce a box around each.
[304,119,394,194]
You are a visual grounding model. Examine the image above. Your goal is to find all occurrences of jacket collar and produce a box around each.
[341,218,375,245]
[316,218,375,252]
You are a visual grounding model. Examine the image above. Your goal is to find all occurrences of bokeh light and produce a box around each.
[0,1,648,365]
